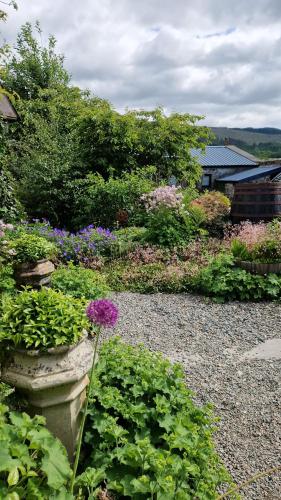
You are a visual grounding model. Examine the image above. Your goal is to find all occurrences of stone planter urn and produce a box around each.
[1,333,93,461]
[14,259,55,287]
[237,260,281,275]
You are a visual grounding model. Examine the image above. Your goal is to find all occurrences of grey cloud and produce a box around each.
[1,0,281,127]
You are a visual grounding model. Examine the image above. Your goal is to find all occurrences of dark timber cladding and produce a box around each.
[231,182,281,222]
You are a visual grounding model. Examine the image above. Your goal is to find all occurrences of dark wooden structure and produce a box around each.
[231,182,281,222]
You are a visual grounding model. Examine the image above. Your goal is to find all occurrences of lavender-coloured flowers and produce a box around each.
[86,299,118,328]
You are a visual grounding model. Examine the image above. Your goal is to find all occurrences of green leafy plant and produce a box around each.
[251,239,281,263]
[144,207,201,248]
[0,263,16,295]
[0,403,72,499]
[193,254,281,302]
[9,234,56,263]
[72,168,156,229]
[109,227,147,258]
[0,288,88,349]
[78,338,235,499]
[230,239,251,261]
[51,263,110,300]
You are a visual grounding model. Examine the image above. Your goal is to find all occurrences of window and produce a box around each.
[201,174,212,188]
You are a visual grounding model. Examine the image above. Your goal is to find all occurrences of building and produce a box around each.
[0,93,18,121]
[190,145,259,189]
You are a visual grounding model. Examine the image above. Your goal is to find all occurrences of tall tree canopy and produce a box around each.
[1,22,212,226]
[2,21,70,99]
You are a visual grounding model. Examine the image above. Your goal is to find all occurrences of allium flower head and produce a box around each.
[86,299,118,328]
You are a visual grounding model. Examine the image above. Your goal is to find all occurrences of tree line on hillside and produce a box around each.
[0,22,212,228]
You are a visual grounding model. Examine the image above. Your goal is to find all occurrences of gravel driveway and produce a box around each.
[105,292,281,499]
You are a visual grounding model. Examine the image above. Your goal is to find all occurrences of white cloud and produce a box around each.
[1,0,281,127]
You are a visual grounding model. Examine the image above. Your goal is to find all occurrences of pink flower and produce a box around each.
[141,186,183,212]
[86,299,118,328]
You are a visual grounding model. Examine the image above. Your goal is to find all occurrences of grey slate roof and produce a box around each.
[190,145,258,167]
[217,164,281,183]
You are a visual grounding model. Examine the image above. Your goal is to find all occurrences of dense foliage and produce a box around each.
[0,264,15,295]
[0,23,212,226]
[0,288,88,349]
[227,220,281,264]
[0,167,24,223]
[0,404,72,499]
[79,338,233,499]
[7,233,56,263]
[51,263,110,300]
[77,106,212,182]
[193,254,281,302]
[72,168,156,229]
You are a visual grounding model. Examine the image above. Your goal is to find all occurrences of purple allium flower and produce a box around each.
[86,299,118,328]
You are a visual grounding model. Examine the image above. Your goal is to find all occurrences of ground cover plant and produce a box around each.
[51,263,110,300]
[0,404,72,499]
[79,337,235,499]
[192,254,281,302]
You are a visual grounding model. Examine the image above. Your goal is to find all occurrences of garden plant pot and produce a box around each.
[14,258,55,287]
[1,333,94,461]
[237,260,281,275]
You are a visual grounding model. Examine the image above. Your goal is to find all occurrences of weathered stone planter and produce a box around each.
[237,260,281,275]
[1,333,93,461]
[14,259,55,287]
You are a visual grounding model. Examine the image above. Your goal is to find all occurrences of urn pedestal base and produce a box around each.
[1,335,93,462]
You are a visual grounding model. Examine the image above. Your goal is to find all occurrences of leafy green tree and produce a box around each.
[78,106,212,183]
[1,22,213,227]
[2,21,70,99]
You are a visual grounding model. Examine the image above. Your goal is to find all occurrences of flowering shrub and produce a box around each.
[78,338,233,499]
[226,220,281,263]
[190,191,230,223]
[22,220,116,265]
[141,185,183,211]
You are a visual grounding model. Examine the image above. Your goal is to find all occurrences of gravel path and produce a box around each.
[105,292,281,499]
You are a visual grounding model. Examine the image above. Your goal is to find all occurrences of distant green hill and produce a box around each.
[211,127,281,159]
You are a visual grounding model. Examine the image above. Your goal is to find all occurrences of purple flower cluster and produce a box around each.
[23,220,116,265]
[86,299,118,328]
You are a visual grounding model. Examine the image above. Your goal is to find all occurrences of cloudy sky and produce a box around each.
[2,0,281,127]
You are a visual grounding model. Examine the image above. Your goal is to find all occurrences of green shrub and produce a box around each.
[193,254,281,302]
[0,167,25,223]
[144,207,202,248]
[0,288,88,349]
[51,263,110,300]
[109,227,147,258]
[72,168,156,229]
[9,234,56,263]
[0,404,72,499]
[79,338,234,499]
[0,264,16,295]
